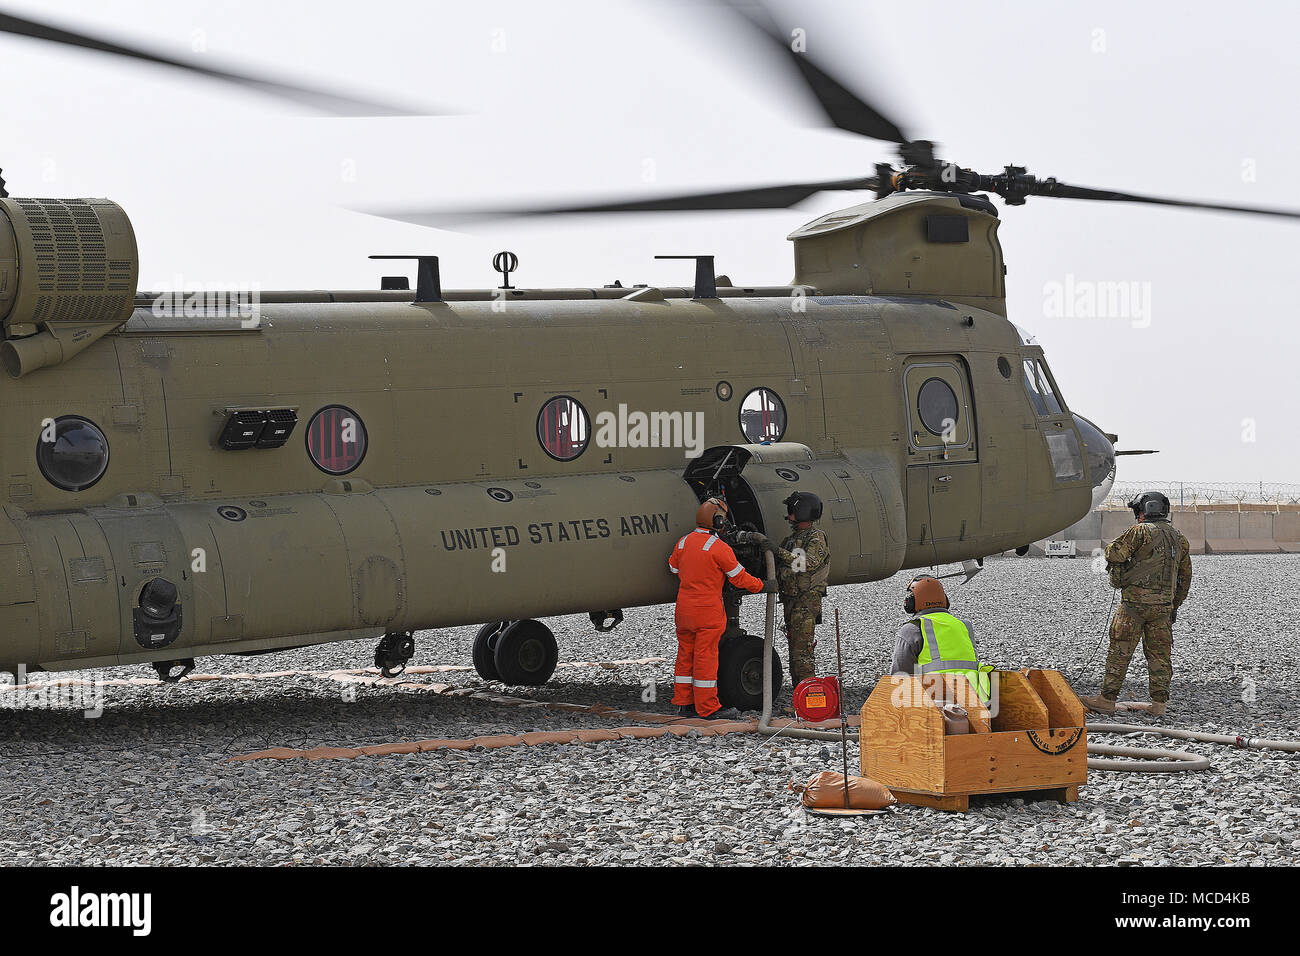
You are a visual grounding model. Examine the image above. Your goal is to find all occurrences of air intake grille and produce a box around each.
[15,198,136,323]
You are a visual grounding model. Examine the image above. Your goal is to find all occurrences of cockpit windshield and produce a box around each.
[1022,358,1063,416]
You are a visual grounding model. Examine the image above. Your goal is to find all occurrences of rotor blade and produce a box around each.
[361,176,878,225]
[0,11,425,116]
[722,1,910,143]
[1030,179,1300,221]
[1114,449,1160,456]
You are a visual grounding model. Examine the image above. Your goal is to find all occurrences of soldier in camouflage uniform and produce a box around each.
[747,492,829,685]
[1081,491,1192,718]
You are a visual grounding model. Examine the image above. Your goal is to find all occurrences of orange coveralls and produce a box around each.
[668,528,765,716]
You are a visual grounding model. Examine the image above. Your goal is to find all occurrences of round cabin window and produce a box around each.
[36,416,110,491]
[917,378,959,438]
[306,405,368,475]
[739,387,786,443]
[537,396,589,462]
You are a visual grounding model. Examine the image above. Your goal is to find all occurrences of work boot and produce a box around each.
[1126,701,1167,717]
[1079,694,1117,714]
[672,704,695,718]
[702,706,742,721]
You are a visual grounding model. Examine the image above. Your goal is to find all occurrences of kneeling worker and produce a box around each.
[892,575,989,704]
[668,497,771,718]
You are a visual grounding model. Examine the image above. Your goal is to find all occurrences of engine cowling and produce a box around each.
[0,197,138,376]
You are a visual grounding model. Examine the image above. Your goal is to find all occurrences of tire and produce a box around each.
[717,633,782,712]
[472,621,508,680]
[493,619,558,686]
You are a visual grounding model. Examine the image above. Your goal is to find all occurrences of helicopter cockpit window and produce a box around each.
[1023,359,1063,416]
[739,387,786,443]
[1045,429,1085,481]
[306,405,368,475]
[36,415,110,492]
[537,396,589,461]
[1014,324,1039,347]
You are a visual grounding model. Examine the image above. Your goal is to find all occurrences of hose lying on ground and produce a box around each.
[1086,721,1300,772]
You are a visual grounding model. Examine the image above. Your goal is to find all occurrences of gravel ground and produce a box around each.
[3,554,1298,866]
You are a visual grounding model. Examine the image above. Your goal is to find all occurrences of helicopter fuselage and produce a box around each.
[0,287,1094,674]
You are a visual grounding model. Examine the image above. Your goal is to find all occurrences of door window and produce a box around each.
[738,387,786,443]
[537,396,589,461]
[903,361,973,454]
[306,405,368,475]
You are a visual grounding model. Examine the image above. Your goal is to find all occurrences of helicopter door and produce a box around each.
[682,443,769,534]
[902,357,981,556]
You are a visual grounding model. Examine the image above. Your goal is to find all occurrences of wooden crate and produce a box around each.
[860,669,1087,812]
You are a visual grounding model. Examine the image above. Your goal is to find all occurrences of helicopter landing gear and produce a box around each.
[492,619,558,686]
[472,621,509,680]
[374,630,415,678]
[589,609,623,632]
[717,633,781,712]
[152,659,195,683]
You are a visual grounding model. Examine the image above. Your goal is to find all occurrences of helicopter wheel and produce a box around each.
[472,621,509,681]
[717,633,782,712]
[493,619,558,686]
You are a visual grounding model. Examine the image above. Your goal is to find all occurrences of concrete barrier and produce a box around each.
[1172,512,1206,554]
[1062,512,1102,540]
[1275,513,1300,553]
[1237,512,1280,553]
[1041,509,1298,556]
[1204,511,1238,539]
[1100,511,1133,545]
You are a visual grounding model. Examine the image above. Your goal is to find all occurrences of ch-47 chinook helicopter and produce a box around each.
[1,4,1297,707]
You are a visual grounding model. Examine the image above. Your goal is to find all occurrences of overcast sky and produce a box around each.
[3,0,1297,484]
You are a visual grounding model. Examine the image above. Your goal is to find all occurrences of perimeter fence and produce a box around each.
[1106,481,1300,510]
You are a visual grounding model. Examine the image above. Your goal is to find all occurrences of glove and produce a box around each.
[761,580,779,594]
[1170,608,1178,625]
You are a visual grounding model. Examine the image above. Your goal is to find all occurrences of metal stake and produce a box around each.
[835,607,850,808]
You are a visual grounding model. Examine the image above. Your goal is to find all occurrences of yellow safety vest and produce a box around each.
[912,610,990,703]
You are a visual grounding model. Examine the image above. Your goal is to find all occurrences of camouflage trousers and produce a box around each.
[781,594,822,685]
[1101,601,1174,703]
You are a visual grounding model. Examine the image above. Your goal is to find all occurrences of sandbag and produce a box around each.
[797,771,896,810]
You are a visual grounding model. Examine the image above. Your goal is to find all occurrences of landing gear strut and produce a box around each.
[589,609,624,632]
[472,619,558,685]
[153,659,195,683]
[375,630,415,678]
